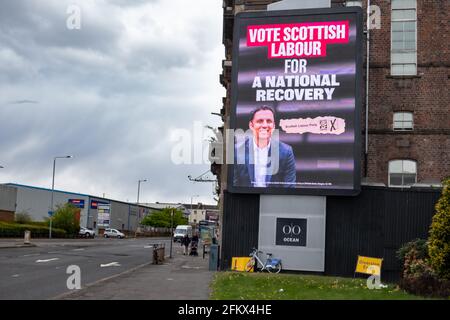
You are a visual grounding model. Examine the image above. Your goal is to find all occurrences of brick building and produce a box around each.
[213,0,449,195]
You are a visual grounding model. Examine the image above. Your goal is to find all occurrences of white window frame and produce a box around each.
[391,0,417,76]
[388,159,417,187]
[393,111,414,131]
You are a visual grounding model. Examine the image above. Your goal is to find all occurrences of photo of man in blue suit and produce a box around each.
[233,106,297,188]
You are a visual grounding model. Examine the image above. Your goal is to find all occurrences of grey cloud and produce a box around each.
[9,100,39,104]
[107,0,158,7]
[0,0,223,205]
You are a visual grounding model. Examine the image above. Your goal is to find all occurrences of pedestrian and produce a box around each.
[181,233,190,255]
[190,232,199,256]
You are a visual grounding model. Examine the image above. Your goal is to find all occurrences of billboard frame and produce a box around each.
[227,6,363,197]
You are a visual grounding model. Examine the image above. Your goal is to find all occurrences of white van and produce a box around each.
[173,225,192,242]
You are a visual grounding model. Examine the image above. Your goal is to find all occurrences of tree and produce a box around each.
[428,177,450,279]
[52,203,80,235]
[141,208,188,228]
[15,211,32,224]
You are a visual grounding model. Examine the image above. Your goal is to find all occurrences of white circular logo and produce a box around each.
[282,223,301,236]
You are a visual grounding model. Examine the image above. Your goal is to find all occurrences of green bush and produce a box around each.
[397,239,428,264]
[141,208,188,228]
[0,222,66,238]
[15,212,33,224]
[51,203,80,235]
[28,221,49,227]
[397,239,433,279]
[428,177,450,280]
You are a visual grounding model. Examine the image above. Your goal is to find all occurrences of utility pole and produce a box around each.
[135,179,147,238]
[49,155,73,239]
[169,208,174,258]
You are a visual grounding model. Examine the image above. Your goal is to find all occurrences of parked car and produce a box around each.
[79,227,95,238]
[103,228,125,239]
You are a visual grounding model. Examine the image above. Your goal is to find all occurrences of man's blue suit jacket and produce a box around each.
[233,137,297,188]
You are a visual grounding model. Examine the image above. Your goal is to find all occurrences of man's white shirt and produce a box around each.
[253,139,270,187]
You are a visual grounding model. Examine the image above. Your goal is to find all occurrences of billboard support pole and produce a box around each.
[365,0,371,178]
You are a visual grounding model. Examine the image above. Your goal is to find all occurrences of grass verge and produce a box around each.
[210,272,435,300]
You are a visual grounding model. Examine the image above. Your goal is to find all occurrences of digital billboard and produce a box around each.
[228,7,362,196]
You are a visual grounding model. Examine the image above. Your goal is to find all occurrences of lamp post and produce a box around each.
[169,208,174,258]
[49,155,73,239]
[190,194,199,226]
[190,195,200,213]
[135,179,147,237]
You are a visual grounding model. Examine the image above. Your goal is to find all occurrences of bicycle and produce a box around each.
[245,247,282,273]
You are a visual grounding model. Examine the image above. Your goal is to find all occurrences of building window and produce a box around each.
[391,0,417,76]
[389,160,417,187]
[393,112,413,131]
[345,1,362,7]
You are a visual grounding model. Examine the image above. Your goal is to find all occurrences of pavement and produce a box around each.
[56,248,214,300]
[0,239,37,249]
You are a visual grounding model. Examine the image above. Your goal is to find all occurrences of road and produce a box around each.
[0,237,172,300]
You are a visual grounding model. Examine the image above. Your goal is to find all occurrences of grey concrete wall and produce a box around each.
[259,195,326,271]
[0,185,17,212]
[110,201,131,231]
[14,186,88,226]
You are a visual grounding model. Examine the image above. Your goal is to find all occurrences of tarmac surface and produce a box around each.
[0,237,214,300]
[57,248,213,300]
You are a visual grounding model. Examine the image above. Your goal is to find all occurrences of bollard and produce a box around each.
[209,244,219,271]
[24,230,31,245]
[152,244,165,264]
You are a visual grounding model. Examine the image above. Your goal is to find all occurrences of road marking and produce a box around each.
[181,265,201,269]
[72,248,85,251]
[36,258,59,263]
[23,254,40,257]
[144,246,154,248]
[12,274,20,278]
[100,262,121,268]
[167,278,174,281]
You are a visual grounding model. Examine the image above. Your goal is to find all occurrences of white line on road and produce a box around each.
[22,254,40,257]
[36,258,59,263]
[100,262,121,268]
[12,274,20,278]
[144,246,153,248]
[72,248,85,251]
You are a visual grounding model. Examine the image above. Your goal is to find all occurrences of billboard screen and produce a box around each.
[228,7,362,196]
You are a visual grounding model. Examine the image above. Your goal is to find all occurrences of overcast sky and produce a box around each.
[0,0,225,205]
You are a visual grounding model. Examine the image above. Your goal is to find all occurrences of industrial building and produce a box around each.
[0,183,219,235]
[0,183,157,234]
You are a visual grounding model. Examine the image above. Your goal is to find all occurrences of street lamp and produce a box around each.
[135,179,147,237]
[169,208,174,258]
[137,179,147,205]
[190,194,200,214]
[190,195,200,229]
[49,155,73,239]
